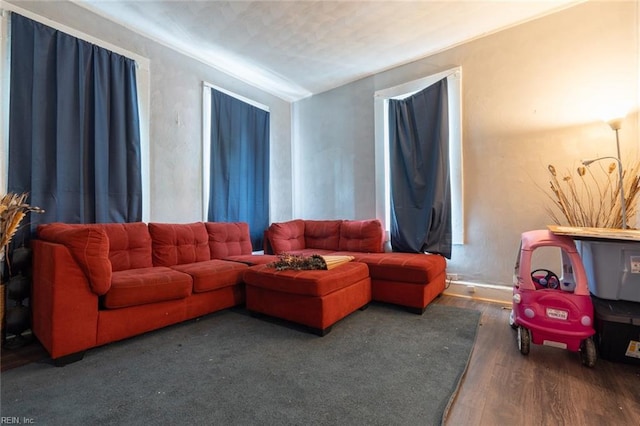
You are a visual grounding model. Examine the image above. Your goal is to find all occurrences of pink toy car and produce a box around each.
[510,229,596,367]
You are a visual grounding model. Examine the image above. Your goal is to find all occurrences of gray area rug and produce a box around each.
[1,303,480,425]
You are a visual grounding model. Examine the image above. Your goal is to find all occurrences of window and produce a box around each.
[374,67,463,245]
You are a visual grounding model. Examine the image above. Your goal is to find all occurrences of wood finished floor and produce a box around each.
[2,295,639,425]
[440,296,640,426]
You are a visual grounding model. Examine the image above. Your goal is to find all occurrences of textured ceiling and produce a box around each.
[76,1,583,101]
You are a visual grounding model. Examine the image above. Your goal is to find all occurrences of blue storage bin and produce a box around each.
[577,240,640,302]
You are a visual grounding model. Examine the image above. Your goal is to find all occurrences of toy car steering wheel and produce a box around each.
[531,269,560,289]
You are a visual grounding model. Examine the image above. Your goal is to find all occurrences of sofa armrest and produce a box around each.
[37,223,112,295]
[32,240,99,359]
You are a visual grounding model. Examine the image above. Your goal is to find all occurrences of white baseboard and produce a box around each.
[443,280,512,306]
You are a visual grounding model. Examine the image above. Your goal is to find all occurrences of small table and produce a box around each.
[548,225,640,241]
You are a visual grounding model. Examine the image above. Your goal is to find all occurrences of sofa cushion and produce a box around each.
[149,222,210,267]
[37,223,112,295]
[263,248,335,257]
[104,267,192,309]
[171,259,248,293]
[100,222,153,271]
[338,219,385,253]
[304,220,342,251]
[350,252,446,283]
[206,222,253,259]
[223,254,279,266]
[268,219,306,254]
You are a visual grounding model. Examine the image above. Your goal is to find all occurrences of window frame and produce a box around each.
[374,67,464,245]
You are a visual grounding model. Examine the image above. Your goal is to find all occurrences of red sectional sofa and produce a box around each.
[263,219,447,313]
[31,219,447,365]
[32,221,272,365]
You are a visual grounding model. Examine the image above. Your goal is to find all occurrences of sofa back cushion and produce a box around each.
[268,219,305,254]
[206,222,253,258]
[37,223,112,295]
[100,222,152,271]
[339,219,385,253]
[149,222,210,266]
[304,220,341,251]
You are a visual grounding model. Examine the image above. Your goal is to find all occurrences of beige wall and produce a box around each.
[447,0,639,284]
[295,1,639,285]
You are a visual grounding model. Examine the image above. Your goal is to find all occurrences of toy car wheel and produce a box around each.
[517,326,530,355]
[509,310,517,330]
[580,337,597,368]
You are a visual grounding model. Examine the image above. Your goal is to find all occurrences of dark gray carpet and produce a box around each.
[1,302,480,425]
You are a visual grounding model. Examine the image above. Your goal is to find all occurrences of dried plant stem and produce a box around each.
[545,161,640,229]
[0,193,44,265]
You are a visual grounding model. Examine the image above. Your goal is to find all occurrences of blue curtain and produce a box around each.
[208,89,270,250]
[8,13,142,232]
[388,78,451,258]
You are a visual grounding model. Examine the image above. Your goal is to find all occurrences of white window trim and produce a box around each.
[374,66,464,245]
[201,81,269,221]
[0,2,151,221]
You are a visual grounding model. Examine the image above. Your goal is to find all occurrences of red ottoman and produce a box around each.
[243,262,371,336]
[352,253,446,314]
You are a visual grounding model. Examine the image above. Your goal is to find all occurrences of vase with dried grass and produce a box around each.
[544,161,640,229]
[0,193,44,334]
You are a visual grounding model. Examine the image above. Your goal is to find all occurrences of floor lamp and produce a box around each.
[581,119,626,229]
